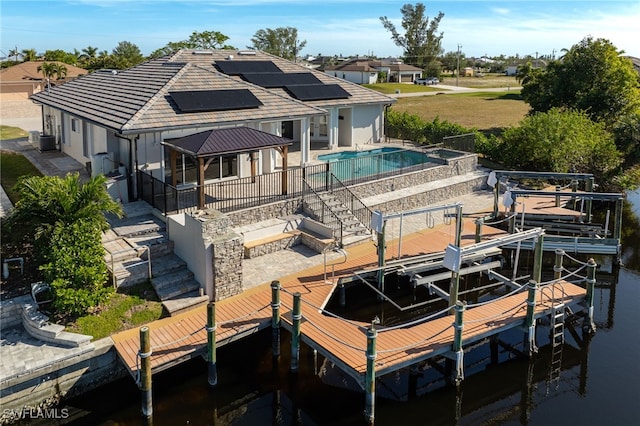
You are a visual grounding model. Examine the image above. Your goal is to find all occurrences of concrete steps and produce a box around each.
[103,204,206,316]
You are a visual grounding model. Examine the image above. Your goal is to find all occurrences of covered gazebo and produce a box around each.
[163,127,293,209]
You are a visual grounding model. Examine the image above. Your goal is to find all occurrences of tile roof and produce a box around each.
[31,50,395,134]
[165,127,293,156]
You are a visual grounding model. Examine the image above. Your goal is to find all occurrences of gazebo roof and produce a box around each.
[164,127,293,157]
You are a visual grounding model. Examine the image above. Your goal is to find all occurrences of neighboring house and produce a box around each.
[30,49,395,201]
[504,65,519,76]
[0,61,86,101]
[324,59,380,84]
[325,58,422,84]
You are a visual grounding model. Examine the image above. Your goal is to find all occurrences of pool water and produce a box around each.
[317,147,433,181]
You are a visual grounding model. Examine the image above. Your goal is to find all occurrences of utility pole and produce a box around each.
[456,44,462,86]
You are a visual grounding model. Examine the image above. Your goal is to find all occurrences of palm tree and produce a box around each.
[82,46,98,59]
[54,63,68,80]
[37,62,57,85]
[4,173,123,254]
[21,48,38,62]
[8,48,21,62]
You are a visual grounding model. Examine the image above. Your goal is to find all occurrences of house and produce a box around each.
[504,65,519,76]
[30,49,396,202]
[0,61,87,101]
[324,58,380,84]
[324,58,423,84]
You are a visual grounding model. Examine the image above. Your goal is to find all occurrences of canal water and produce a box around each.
[58,191,640,425]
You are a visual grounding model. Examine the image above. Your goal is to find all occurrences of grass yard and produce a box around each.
[440,73,521,89]
[63,283,164,340]
[363,82,442,94]
[0,150,42,203]
[0,125,28,140]
[392,91,530,132]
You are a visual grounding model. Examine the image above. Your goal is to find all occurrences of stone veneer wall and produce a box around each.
[369,175,487,213]
[199,209,244,301]
[227,199,301,228]
[349,153,478,199]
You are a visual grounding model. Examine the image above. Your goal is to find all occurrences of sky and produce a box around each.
[1,0,639,60]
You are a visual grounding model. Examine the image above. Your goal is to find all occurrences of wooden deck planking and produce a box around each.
[115,220,566,380]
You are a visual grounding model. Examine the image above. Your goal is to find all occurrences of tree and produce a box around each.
[495,108,621,184]
[21,48,38,62]
[110,41,145,69]
[37,62,57,83]
[149,30,234,58]
[521,37,640,128]
[249,27,306,61]
[380,3,444,68]
[42,49,77,65]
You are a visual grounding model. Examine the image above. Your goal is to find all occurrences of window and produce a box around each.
[169,152,238,186]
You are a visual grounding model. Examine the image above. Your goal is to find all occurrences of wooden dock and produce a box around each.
[112,219,586,386]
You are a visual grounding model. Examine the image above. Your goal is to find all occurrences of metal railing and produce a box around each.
[136,148,440,215]
[109,245,151,288]
[329,173,373,234]
[302,179,343,246]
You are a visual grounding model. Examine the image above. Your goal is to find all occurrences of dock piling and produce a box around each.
[553,248,565,281]
[474,217,483,243]
[452,301,465,384]
[139,326,152,418]
[206,302,218,387]
[525,280,539,356]
[271,281,281,358]
[364,325,377,425]
[584,258,597,333]
[291,292,301,372]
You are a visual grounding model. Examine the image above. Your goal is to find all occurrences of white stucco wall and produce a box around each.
[166,213,211,296]
[351,104,383,145]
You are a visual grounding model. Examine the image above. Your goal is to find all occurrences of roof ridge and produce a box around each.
[121,62,190,130]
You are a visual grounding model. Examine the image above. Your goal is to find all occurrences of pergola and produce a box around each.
[163,127,292,209]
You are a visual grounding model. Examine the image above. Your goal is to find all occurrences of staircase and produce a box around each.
[302,174,372,247]
[103,202,208,316]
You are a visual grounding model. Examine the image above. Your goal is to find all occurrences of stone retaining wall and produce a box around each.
[369,175,487,214]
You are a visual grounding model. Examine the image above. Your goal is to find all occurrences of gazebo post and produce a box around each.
[170,150,178,187]
[250,151,257,183]
[198,157,205,209]
[281,146,288,195]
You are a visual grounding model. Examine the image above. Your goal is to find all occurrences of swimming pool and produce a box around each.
[316,147,434,182]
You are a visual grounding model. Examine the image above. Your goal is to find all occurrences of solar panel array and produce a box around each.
[213,60,351,102]
[214,60,283,75]
[170,89,263,112]
[283,84,351,101]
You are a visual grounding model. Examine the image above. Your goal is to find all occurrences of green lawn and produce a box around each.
[0,125,28,140]
[65,282,164,340]
[363,82,443,94]
[0,150,42,203]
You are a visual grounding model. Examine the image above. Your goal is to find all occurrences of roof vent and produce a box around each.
[227,55,234,60]
[192,50,213,55]
[238,50,257,56]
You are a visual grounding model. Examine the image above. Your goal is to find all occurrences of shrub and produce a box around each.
[40,219,113,317]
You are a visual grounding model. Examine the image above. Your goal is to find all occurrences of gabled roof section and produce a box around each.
[31,50,395,134]
[164,127,293,157]
[31,57,326,133]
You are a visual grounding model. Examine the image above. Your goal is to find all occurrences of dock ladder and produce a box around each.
[542,282,567,392]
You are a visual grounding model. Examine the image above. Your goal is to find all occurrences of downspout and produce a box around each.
[115,133,140,202]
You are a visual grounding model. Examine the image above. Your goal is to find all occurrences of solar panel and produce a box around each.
[170,89,263,112]
[241,72,322,88]
[215,60,282,75]
[284,84,351,101]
